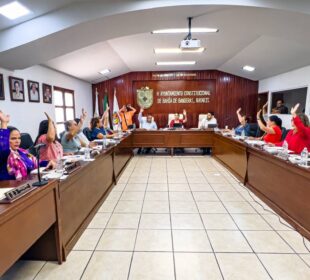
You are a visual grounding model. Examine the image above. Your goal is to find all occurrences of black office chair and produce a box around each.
[83,127,92,141]
[281,128,290,141]
[20,133,34,150]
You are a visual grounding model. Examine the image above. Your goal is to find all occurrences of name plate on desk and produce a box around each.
[65,161,81,174]
[0,183,34,204]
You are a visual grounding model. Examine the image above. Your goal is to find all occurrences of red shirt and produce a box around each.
[169,119,184,128]
[276,116,310,154]
[263,125,282,144]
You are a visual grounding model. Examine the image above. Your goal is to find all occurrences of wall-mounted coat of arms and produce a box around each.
[136,86,153,109]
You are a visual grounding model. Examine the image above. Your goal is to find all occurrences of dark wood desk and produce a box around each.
[212,133,310,240]
[132,129,214,154]
[247,146,310,240]
[0,180,62,276]
[213,133,247,183]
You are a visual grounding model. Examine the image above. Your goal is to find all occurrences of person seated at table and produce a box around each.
[169,109,187,128]
[119,104,136,130]
[35,112,63,161]
[90,107,115,140]
[200,112,217,129]
[256,110,282,144]
[0,110,55,180]
[138,108,157,130]
[61,109,88,153]
[274,104,310,153]
[74,117,91,145]
[272,98,289,114]
[228,108,251,136]
[137,108,158,154]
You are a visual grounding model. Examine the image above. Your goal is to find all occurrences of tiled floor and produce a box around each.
[2,156,310,280]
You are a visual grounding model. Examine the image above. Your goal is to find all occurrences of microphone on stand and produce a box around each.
[32,143,49,187]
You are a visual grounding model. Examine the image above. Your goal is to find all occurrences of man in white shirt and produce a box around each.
[138,108,157,130]
[200,112,217,129]
[137,108,157,154]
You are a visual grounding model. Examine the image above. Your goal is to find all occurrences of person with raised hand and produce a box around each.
[233,108,251,136]
[0,110,55,180]
[35,112,63,161]
[275,103,310,153]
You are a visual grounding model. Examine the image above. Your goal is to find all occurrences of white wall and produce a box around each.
[259,65,310,128]
[0,65,92,139]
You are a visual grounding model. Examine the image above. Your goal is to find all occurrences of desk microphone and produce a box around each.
[34,143,46,149]
[32,143,48,187]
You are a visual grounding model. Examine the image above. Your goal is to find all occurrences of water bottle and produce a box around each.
[56,155,63,173]
[300,147,308,166]
[84,147,90,160]
[241,129,245,138]
[231,128,235,136]
[282,141,288,150]
[102,135,107,150]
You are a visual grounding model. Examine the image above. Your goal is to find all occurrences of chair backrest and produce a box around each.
[281,127,290,141]
[248,123,259,137]
[20,133,34,150]
[168,113,184,126]
[198,114,208,128]
[83,127,92,141]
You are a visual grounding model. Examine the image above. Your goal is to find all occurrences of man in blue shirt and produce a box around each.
[138,108,157,130]
[137,108,158,154]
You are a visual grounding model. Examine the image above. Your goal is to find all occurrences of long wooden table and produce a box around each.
[0,135,133,276]
[213,133,310,240]
[0,179,62,276]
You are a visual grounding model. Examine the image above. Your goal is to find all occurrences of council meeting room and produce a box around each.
[0,0,310,279]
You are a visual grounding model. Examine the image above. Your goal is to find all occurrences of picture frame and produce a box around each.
[0,74,4,100]
[42,83,52,104]
[27,80,40,103]
[9,76,25,102]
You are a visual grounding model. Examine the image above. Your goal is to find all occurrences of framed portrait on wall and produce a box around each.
[27,80,40,102]
[0,74,4,100]
[9,76,25,102]
[42,83,52,104]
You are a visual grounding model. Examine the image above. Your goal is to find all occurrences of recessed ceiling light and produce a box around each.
[99,69,111,75]
[152,28,218,34]
[156,61,196,66]
[0,1,30,20]
[243,65,255,72]
[154,48,205,54]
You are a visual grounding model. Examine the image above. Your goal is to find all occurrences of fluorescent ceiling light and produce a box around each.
[154,48,205,54]
[99,69,111,75]
[243,65,255,72]
[152,28,218,34]
[156,61,196,66]
[0,1,30,20]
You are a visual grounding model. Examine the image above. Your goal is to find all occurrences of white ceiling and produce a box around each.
[1,1,310,82]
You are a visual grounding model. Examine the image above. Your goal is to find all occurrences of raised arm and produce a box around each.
[262,102,268,115]
[128,105,137,114]
[138,108,144,124]
[291,104,307,137]
[236,108,243,124]
[0,110,10,152]
[256,110,276,134]
[182,109,187,123]
[44,112,56,143]
[66,109,87,140]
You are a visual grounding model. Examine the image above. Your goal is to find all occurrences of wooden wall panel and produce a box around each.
[92,70,258,128]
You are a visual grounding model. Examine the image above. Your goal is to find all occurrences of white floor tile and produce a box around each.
[173,230,212,252]
[258,254,310,280]
[142,200,170,213]
[175,253,222,280]
[196,201,227,214]
[216,253,271,280]
[36,251,92,280]
[107,214,140,229]
[169,200,198,213]
[114,200,143,213]
[129,252,174,280]
[208,230,252,253]
[73,229,103,250]
[96,229,137,251]
[231,214,272,230]
[82,251,132,280]
[171,214,204,229]
[135,230,172,251]
[139,214,171,229]
[202,214,238,230]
